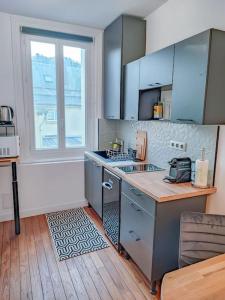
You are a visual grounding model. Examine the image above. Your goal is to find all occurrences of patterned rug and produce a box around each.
[46,208,109,261]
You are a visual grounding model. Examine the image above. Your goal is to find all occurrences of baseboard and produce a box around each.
[0,199,88,222]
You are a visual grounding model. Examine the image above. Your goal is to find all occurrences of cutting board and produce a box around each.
[136,130,147,161]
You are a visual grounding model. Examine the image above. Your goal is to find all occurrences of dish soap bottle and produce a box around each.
[194,148,209,188]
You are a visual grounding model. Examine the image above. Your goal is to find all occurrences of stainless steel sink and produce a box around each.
[93,150,111,160]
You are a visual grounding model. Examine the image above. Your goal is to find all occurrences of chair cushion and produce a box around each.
[179,212,225,268]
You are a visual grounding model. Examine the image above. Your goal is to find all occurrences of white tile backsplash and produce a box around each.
[98,119,218,185]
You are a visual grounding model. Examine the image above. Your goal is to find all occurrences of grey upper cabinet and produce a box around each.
[124,60,140,120]
[104,15,146,120]
[84,155,103,218]
[139,45,174,90]
[171,29,225,124]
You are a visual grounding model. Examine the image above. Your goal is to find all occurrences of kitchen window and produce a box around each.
[22,33,94,161]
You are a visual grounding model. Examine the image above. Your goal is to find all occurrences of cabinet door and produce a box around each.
[92,161,103,218]
[120,193,155,280]
[84,155,92,202]
[104,16,122,119]
[140,45,174,90]
[124,60,140,120]
[171,31,210,124]
[84,156,102,218]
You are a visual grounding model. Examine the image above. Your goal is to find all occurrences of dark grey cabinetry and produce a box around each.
[172,29,225,124]
[120,181,206,292]
[84,155,102,218]
[139,45,174,90]
[120,192,155,279]
[104,15,146,120]
[124,60,140,120]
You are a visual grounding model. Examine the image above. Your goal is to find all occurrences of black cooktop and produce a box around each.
[118,163,164,174]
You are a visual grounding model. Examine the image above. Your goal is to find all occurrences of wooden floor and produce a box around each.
[0,207,160,300]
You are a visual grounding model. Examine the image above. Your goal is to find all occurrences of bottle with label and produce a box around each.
[194,148,209,188]
[153,102,163,119]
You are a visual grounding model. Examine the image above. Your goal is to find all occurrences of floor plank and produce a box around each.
[90,251,124,300]
[0,209,159,300]
[74,255,101,300]
[10,221,20,300]
[105,247,147,300]
[66,257,89,300]
[18,219,32,300]
[0,221,11,300]
[0,222,4,269]
[25,217,44,300]
[32,216,55,300]
[99,249,135,300]
[38,215,77,300]
[82,253,112,300]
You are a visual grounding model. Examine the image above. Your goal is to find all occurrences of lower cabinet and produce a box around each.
[120,192,154,279]
[120,180,207,290]
[84,154,103,218]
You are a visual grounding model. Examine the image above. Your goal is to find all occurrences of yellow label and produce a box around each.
[154,104,163,118]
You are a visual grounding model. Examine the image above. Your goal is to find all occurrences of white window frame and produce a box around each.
[21,34,94,161]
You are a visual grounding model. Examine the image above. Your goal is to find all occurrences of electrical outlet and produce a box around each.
[170,140,187,151]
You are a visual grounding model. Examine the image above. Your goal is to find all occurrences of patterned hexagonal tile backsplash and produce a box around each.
[98,119,219,185]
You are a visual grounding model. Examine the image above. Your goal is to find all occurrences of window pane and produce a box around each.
[63,46,86,148]
[31,41,58,149]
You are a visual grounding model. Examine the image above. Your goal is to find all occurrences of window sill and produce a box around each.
[19,156,85,166]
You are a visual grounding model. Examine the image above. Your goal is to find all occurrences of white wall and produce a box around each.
[145,0,225,214]
[0,12,103,221]
[146,0,225,54]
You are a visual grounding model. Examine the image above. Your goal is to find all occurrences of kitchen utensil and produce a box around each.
[136,130,147,161]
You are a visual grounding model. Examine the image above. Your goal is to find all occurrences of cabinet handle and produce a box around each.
[128,201,143,213]
[129,230,141,242]
[102,182,112,190]
[129,188,144,197]
[176,118,196,123]
[148,83,161,87]
[94,162,101,168]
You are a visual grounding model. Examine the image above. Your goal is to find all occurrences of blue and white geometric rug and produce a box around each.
[46,208,109,261]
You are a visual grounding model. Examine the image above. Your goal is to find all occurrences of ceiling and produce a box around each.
[0,0,167,29]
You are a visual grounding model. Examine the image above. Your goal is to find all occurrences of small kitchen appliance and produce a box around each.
[0,106,14,125]
[164,157,192,183]
[0,136,20,157]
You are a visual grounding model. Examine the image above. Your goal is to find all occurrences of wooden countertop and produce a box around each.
[85,151,216,203]
[0,156,19,164]
[161,254,225,300]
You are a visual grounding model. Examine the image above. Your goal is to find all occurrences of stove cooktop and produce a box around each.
[118,163,164,174]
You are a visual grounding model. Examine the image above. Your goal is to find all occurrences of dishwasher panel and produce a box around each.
[102,168,121,250]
